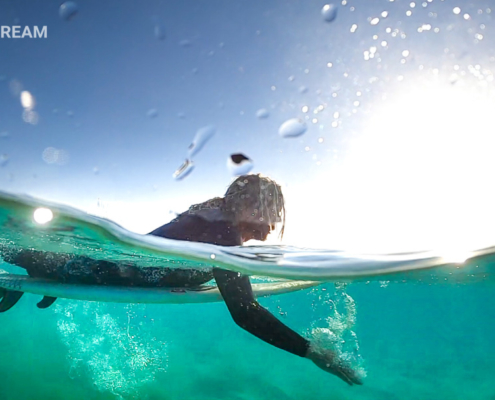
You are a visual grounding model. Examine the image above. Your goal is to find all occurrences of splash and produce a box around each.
[309,283,366,378]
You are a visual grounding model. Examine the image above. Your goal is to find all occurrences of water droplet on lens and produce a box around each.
[227,153,254,176]
[173,159,194,180]
[9,79,23,97]
[188,125,216,158]
[42,147,69,165]
[299,85,309,94]
[93,166,100,175]
[0,132,10,139]
[67,110,74,118]
[279,118,307,138]
[147,109,158,118]
[22,109,39,125]
[154,24,166,40]
[179,39,192,47]
[59,2,78,21]
[256,108,269,119]
[20,91,35,109]
[177,112,186,119]
[321,4,338,22]
[0,75,6,81]
[0,154,9,167]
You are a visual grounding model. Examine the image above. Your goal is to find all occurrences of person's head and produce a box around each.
[223,174,285,242]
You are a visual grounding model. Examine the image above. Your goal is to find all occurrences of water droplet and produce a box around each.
[154,24,166,40]
[20,91,35,109]
[350,24,358,33]
[279,118,307,138]
[0,154,9,167]
[402,50,410,57]
[370,17,380,25]
[59,2,78,21]
[42,147,69,165]
[227,153,254,176]
[321,4,338,22]
[93,166,100,175]
[147,109,158,118]
[299,85,309,94]
[256,108,270,119]
[0,132,10,139]
[9,79,23,97]
[0,75,5,81]
[67,110,74,118]
[22,109,39,125]
[179,39,192,47]
[188,125,216,158]
[177,112,186,119]
[173,159,194,180]
[453,7,461,15]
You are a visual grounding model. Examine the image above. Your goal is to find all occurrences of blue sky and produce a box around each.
[1,0,495,253]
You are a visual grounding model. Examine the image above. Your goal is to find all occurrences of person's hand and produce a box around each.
[306,342,363,386]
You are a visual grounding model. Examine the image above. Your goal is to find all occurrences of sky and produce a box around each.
[1,0,495,255]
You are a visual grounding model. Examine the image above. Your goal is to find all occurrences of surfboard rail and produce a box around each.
[0,272,319,304]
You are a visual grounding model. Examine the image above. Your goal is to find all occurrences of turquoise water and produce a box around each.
[0,193,494,399]
[1,281,494,400]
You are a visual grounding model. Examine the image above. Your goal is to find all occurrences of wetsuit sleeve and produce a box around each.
[212,268,310,357]
[150,213,310,358]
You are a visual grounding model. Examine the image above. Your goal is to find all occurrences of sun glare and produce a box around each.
[285,78,495,256]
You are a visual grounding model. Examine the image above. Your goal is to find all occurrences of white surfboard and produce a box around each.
[0,272,319,304]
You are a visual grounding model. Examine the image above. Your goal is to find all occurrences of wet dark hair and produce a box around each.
[223,174,286,238]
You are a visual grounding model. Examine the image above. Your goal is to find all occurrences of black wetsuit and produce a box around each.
[3,212,310,358]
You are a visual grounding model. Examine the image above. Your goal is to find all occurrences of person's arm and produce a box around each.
[213,268,362,385]
[151,214,362,385]
[213,268,310,356]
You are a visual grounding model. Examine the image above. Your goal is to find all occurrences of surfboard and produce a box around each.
[0,271,319,304]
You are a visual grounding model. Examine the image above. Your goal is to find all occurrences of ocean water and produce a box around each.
[2,0,495,398]
[0,192,495,400]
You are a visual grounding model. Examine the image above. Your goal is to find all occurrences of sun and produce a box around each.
[284,77,495,257]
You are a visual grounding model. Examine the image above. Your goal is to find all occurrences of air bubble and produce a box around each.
[279,118,307,138]
[59,2,78,21]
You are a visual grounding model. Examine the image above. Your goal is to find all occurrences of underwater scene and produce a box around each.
[1,0,495,399]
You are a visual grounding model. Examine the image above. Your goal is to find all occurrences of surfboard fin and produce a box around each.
[37,296,57,309]
[0,290,24,312]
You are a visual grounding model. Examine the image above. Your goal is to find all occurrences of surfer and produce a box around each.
[1,174,362,385]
